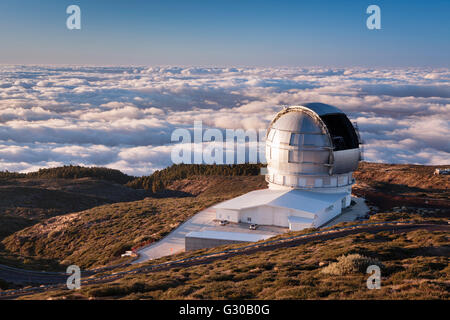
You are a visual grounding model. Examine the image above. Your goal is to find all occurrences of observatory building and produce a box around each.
[213,103,361,231]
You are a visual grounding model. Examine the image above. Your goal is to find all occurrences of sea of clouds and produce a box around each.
[0,65,449,176]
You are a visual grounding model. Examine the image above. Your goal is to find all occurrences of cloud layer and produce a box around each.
[0,65,449,176]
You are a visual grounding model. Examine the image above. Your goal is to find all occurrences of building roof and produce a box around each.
[288,216,314,224]
[185,230,274,242]
[265,103,360,189]
[270,109,324,133]
[302,102,344,116]
[213,188,347,214]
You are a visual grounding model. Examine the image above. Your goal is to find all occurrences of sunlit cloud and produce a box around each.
[0,65,448,176]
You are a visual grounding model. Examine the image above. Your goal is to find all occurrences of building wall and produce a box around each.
[267,172,355,191]
[216,208,239,223]
[273,207,290,226]
[289,221,314,231]
[238,205,316,228]
[313,198,342,227]
[346,194,352,207]
[240,206,276,225]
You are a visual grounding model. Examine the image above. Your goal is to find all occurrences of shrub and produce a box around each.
[321,254,383,275]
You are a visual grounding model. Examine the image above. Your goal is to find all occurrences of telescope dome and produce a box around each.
[265,103,360,190]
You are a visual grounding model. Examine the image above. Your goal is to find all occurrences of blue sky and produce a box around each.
[0,0,449,66]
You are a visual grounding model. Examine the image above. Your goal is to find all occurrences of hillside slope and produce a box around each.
[1,176,266,270]
[0,162,448,273]
[19,223,450,300]
[0,165,151,241]
[353,162,449,210]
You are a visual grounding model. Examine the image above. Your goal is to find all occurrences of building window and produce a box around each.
[330,177,337,187]
[314,178,323,187]
[288,150,301,163]
[298,178,306,187]
[247,217,252,222]
[304,134,325,146]
[306,178,315,187]
[343,175,348,185]
[289,133,301,146]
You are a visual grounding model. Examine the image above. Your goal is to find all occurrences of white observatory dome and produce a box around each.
[211,103,364,233]
[265,103,361,191]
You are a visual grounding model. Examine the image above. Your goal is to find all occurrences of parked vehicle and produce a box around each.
[219,220,229,226]
[249,224,258,230]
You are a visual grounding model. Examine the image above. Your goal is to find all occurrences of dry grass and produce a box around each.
[1,176,266,270]
[20,228,449,300]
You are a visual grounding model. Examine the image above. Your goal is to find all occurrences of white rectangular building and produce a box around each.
[213,188,348,231]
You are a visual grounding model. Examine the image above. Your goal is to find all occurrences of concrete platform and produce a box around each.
[132,205,287,264]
